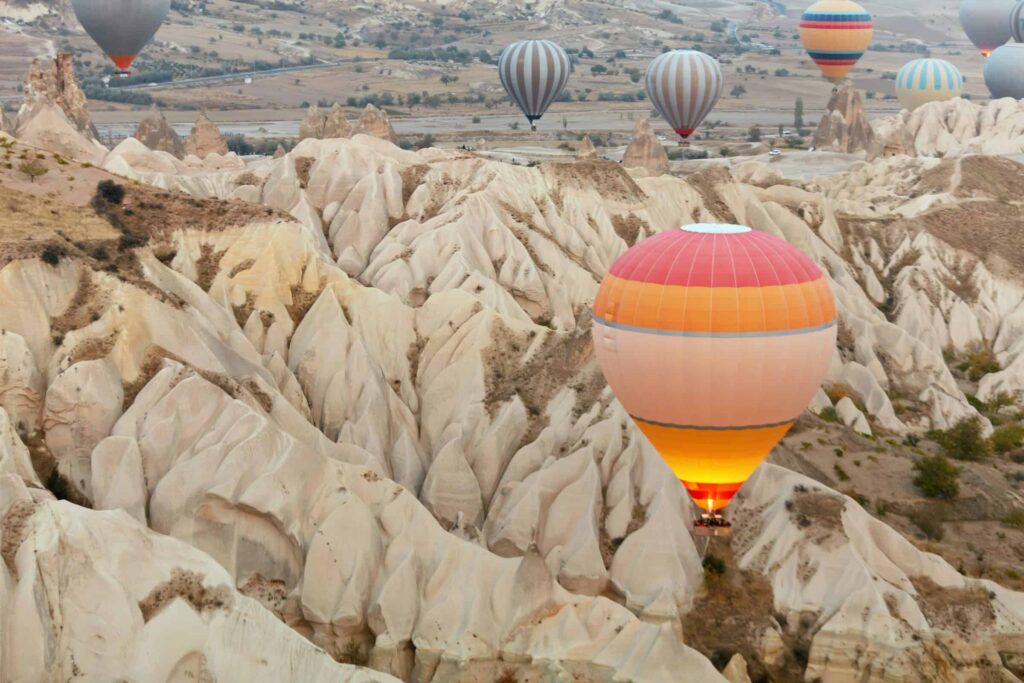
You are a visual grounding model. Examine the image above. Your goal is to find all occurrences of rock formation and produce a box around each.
[16,52,97,139]
[622,118,669,175]
[577,135,598,160]
[0,474,397,682]
[184,112,228,158]
[298,103,325,141]
[0,107,11,133]
[872,96,1024,158]
[7,121,1024,682]
[354,103,398,144]
[812,82,874,153]
[11,54,107,163]
[300,102,353,140]
[133,105,185,158]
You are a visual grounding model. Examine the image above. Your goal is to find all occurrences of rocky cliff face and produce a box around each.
[6,92,1024,681]
[12,54,108,164]
[622,118,669,175]
[812,83,875,153]
[300,102,353,141]
[184,112,229,158]
[577,135,598,160]
[134,105,185,158]
[872,97,1024,158]
[16,52,97,140]
[354,103,398,144]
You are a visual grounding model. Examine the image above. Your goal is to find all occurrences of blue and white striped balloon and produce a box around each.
[498,40,571,131]
[895,58,964,110]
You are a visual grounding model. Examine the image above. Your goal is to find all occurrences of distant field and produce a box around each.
[0,0,994,147]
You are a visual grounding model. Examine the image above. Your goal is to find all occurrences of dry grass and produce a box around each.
[138,568,233,623]
[682,541,805,682]
[910,576,995,641]
[482,314,598,446]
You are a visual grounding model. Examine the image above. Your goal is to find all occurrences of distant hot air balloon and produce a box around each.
[71,0,170,76]
[592,224,836,528]
[960,0,1015,57]
[644,50,723,144]
[799,0,873,84]
[1011,0,1024,43]
[498,40,571,131]
[895,58,964,110]
[985,43,1024,98]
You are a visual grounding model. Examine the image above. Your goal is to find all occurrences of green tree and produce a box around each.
[18,159,47,183]
[913,455,960,498]
[930,416,990,461]
[795,97,804,129]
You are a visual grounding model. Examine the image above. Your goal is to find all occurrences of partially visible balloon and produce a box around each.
[644,50,723,143]
[959,0,1015,57]
[498,40,571,131]
[895,58,964,110]
[1011,0,1024,43]
[71,0,170,75]
[985,43,1024,98]
[592,224,837,513]
[800,0,873,83]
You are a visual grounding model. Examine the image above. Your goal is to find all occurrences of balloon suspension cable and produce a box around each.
[697,534,713,561]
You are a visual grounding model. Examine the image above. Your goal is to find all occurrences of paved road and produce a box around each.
[110,59,356,92]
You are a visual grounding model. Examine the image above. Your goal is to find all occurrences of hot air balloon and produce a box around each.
[498,40,571,131]
[71,0,170,76]
[644,50,723,145]
[960,0,1015,57]
[985,43,1024,98]
[592,224,836,532]
[799,0,873,84]
[1011,0,1024,43]
[895,58,964,110]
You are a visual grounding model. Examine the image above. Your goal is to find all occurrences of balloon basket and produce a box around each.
[678,141,690,148]
[115,70,130,79]
[693,513,731,537]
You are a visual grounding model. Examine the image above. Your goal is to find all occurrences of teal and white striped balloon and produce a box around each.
[895,58,964,110]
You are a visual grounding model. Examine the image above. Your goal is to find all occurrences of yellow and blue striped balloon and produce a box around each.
[895,58,964,110]
[800,0,873,84]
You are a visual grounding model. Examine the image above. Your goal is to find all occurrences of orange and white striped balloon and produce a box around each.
[592,224,836,512]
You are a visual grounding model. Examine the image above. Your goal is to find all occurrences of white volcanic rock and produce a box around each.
[97,366,724,681]
[5,130,1024,680]
[0,474,397,683]
[873,97,1024,158]
[812,84,874,153]
[184,112,229,158]
[354,104,398,144]
[622,117,669,175]
[0,330,45,435]
[134,105,186,158]
[301,102,353,140]
[17,52,97,139]
[42,358,123,499]
[834,396,871,436]
[99,135,1013,433]
[734,465,1024,683]
[15,102,107,163]
[0,408,40,485]
[577,135,598,160]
